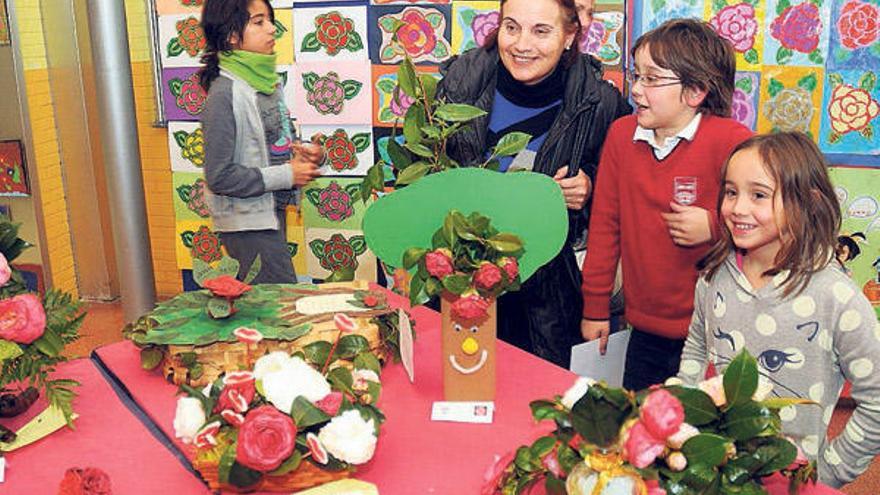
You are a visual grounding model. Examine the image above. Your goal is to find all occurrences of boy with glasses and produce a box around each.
[579,19,753,390]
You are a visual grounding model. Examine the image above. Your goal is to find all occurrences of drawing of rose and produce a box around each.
[763,87,814,132]
[828,84,880,134]
[310,234,366,272]
[471,11,500,47]
[187,179,210,218]
[324,130,358,171]
[837,0,879,50]
[770,2,822,53]
[173,73,207,116]
[580,20,605,55]
[304,71,362,115]
[731,88,756,128]
[181,128,204,167]
[397,9,438,57]
[188,225,222,262]
[390,88,415,117]
[316,182,355,222]
[315,12,355,55]
[710,3,758,52]
[176,17,205,57]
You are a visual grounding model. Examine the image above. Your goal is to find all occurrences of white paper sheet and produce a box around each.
[569,329,631,388]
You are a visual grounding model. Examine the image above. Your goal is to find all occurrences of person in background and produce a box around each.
[436,0,630,368]
[677,132,880,488]
[199,0,323,283]
[580,19,752,390]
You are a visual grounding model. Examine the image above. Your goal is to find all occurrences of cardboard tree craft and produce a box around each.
[363,168,568,400]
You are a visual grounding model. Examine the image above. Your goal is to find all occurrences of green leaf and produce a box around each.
[682,434,730,468]
[735,76,753,94]
[326,267,355,282]
[207,297,233,318]
[721,402,772,440]
[460,9,477,25]
[712,0,727,13]
[529,399,565,421]
[140,347,163,370]
[442,273,471,295]
[570,387,632,447]
[354,352,382,375]
[217,441,238,485]
[302,72,319,92]
[530,436,557,458]
[420,74,438,107]
[743,48,759,65]
[723,350,758,407]
[651,0,666,12]
[377,78,397,94]
[682,462,718,490]
[228,461,262,488]
[808,50,824,65]
[767,78,784,99]
[487,233,523,254]
[173,130,189,149]
[776,0,791,15]
[309,239,326,259]
[403,104,426,145]
[34,328,64,357]
[368,160,386,191]
[305,188,323,207]
[402,247,427,269]
[492,131,532,157]
[759,397,815,410]
[167,38,184,58]
[379,16,404,34]
[666,386,719,425]
[425,12,444,29]
[387,138,412,170]
[301,32,321,52]
[753,437,797,475]
[327,366,354,395]
[404,142,434,158]
[303,341,332,366]
[342,79,363,99]
[291,396,331,428]
[242,255,261,284]
[352,132,371,153]
[828,73,844,88]
[217,255,240,277]
[435,103,488,122]
[398,58,418,98]
[776,46,793,65]
[393,156,428,182]
[168,78,184,97]
[191,257,215,286]
[337,334,371,359]
[346,31,365,52]
[0,340,23,363]
[176,184,192,204]
[268,450,302,476]
[797,73,818,92]
[859,71,877,92]
[409,273,427,307]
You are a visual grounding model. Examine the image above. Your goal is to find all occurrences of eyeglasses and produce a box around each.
[626,72,682,88]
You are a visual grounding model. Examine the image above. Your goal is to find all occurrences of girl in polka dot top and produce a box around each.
[676,132,880,488]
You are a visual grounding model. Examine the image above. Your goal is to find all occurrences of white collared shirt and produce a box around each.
[633,113,702,161]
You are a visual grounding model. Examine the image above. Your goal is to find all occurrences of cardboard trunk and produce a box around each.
[440,293,496,401]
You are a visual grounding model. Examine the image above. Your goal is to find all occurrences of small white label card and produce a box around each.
[0,456,6,483]
[431,401,495,424]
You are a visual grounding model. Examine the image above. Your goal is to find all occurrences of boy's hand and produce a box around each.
[661,202,712,246]
[553,166,592,210]
[581,319,610,355]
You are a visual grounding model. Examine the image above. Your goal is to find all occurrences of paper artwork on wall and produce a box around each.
[293,61,372,125]
[0,140,28,197]
[827,0,880,70]
[301,124,374,176]
[580,8,625,69]
[286,206,307,275]
[156,0,203,15]
[302,177,367,230]
[639,0,703,35]
[372,0,450,4]
[293,6,369,62]
[372,127,404,182]
[758,65,824,139]
[176,221,221,270]
[163,67,207,121]
[819,70,880,155]
[159,13,205,68]
[277,64,295,116]
[369,5,452,64]
[706,0,765,70]
[763,0,832,66]
[305,227,377,281]
[271,0,295,8]
[733,71,761,130]
[168,122,204,173]
[451,1,500,54]
[274,8,295,65]
[0,0,11,46]
[372,64,439,127]
[172,172,211,222]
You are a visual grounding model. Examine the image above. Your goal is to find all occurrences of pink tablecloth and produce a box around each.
[0,358,209,493]
[91,288,846,495]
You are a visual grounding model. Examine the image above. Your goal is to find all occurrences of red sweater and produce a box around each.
[581,115,752,339]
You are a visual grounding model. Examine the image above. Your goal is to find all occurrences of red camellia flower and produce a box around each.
[473,262,503,291]
[362,294,379,307]
[194,421,221,449]
[640,389,685,439]
[451,294,490,321]
[499,257,519,282]
[315,391,344,416]
[202,275,252,299]
[306,432,330,464]
[425,249,454,278]
[0,293,47,344]
[837,0,879,50]
[221,409,245,427]
[236,406,298,472]
[623,420,666,469]
[58,467,112,495]
[215,378,256,414]
[770,2,822,53]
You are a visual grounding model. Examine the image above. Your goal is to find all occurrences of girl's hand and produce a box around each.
[581,319,610,355]
[291,154,321,187]
[661,202,712,246]
[291,139,325,164]
[553,166,592,210]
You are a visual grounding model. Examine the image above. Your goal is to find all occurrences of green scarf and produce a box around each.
[218,50,278,95]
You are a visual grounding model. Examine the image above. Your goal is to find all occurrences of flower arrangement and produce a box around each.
[401,209,523,318]
[173,315,385,492]
[485,351,817,495]
[0,215,82,442]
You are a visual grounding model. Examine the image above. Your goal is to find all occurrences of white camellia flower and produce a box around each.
[253,351,294,380]
[561,377,595,410]
[261,355,331,413]
[173,397,206,444]
[352,368,381,391]
[698,375,726,407]
[318,409,377,465]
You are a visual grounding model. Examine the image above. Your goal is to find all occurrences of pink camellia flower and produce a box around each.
[315,391,344,416]
[666,422,699,449]
[0,252,11,286]
[473,262,504,291]
[624,420,666,469]
[480,451,515,495]
[640,389,685,440]
[233,327,263,345]
[451,294,491,321]
[499,257,519,282]
[223,371,255,386]
[645,478,667,495]
[710,3,758,52]
[307,432,330,464]
[214,378,256,414]
[0,293,47,344]
[193,421,221,449]
[221,409,245,427]
[425,248,454,278]
[698,375,727,407]
[334,313,357,333]
[770,2,822,53]
[236,406,298,472]
[471,11,500,47]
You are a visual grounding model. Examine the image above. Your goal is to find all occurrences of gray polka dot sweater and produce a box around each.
[677,252,880,488]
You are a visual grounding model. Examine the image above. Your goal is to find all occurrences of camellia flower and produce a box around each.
[698,375,727,407]
[318,409,377,465]
[233,327,263,345]
[561,376,595,410]
[352,368,380,392]
[473,262,504,291]
[315,391,344,417]
[623,420,666,469]
[667,451,687,471]
[645,478,667,495]
[425,248,454,278]
[640,389,685,439]
[481,451,515,495]
[173,397,206,444]
[307,432,330,464]
[214,378,256,414]
[236,405,297,472]
[193,421,221,449]
[202,275,252,299]
[259,354,332,413]
[0,293,47,344]
[0,252,11,286]
[666,422,699,450]
[499,257,519,282]
[450,293,490,321]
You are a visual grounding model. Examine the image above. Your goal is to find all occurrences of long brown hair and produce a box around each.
[482,0,582,68]
[198,0,275,91]
[698,132,841,298]
[632,18,735,117]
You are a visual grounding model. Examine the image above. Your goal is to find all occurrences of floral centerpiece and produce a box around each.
[485,351,817,495]
[0,215,82,443]
[173,315,385,492]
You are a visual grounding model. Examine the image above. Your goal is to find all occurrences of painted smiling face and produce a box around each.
[441,294,497,401]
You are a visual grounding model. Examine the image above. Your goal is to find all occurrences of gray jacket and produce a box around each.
[202,70,293,232]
